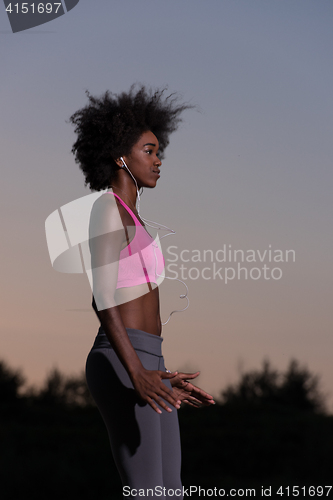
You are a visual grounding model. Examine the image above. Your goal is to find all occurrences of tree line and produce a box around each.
[1,358,332,499]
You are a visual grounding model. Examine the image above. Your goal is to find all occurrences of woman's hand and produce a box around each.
[169,371,215,408]
[131,368,182,414]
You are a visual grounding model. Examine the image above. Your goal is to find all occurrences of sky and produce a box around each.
[1,0,333,409]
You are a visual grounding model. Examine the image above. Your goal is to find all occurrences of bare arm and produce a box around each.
[89,194,181,414]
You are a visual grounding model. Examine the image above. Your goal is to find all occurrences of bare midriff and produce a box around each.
[92,285,162,337]
[118,286,161,336]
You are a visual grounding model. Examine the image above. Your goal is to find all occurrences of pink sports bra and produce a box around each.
[108,192,165,289]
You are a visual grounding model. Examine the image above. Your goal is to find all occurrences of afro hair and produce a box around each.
[69,84,192,191]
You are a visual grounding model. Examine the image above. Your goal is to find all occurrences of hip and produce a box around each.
[86,327,168,392]
[90,326,164,357]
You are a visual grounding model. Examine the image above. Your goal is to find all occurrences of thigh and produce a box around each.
[86,348,167,494]
[158,358,183,495]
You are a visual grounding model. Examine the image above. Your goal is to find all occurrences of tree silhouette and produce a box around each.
[221,358,326,413]
[37,367,95,407]
[0,360,25,403]
[0,357,332,498]
[280,359,325,412]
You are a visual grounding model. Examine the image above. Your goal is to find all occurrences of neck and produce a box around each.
[110,171,138,209]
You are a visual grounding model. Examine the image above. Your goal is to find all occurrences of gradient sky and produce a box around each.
[1,0,333,409]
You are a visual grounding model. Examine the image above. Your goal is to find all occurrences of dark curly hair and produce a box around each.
[69,84,193,191]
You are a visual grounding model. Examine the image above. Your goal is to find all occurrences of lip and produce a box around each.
[152,170,160,177]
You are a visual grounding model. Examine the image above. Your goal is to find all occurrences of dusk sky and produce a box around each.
[1,0,333,409]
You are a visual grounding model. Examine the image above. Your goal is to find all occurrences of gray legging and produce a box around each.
[85,327,183,499]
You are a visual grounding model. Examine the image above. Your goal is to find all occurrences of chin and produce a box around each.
[143,180,158,189]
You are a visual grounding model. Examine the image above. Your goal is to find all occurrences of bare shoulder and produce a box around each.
[89,192,124,238]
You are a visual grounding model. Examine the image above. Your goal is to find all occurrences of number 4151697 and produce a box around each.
[276,485,332,496]
[5,3,62,14]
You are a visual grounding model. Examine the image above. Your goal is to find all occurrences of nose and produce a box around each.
[155,155,162,167]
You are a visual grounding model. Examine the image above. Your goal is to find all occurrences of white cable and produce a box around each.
[119,157,190,326]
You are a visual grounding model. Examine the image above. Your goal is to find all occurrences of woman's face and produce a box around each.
[122,130,162,189]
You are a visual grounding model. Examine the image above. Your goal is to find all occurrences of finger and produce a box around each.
[183,387,214,405]
[152,395,175,413]
[184,399,203,408]
[160,371,178,379]
[192,389,214,401]
[159,387,181,408]
[158,379,182,405]
[146,397,163,414]
[161,390,182,408]
[189,385,215,400]
[180,371,200,379]
[190,392,215,404]
[174,372,199,382]
[185,394,204,405]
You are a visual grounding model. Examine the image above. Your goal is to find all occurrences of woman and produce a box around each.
[69,86,214,498]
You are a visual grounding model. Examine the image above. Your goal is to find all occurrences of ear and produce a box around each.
[114,157,124,168]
